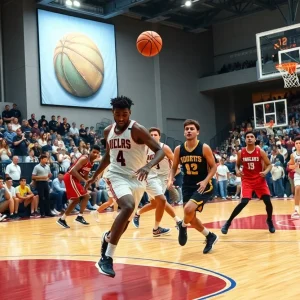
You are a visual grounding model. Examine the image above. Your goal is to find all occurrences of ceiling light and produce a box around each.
[185,0,192,7]
[73,0,81,7]
[66,0,72,6]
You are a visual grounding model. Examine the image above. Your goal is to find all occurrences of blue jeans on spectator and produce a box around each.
[212,178,219,197]
[273,178,284,198]
[218,180,228,198]
[51,191,67,211]
[18,156,27,163]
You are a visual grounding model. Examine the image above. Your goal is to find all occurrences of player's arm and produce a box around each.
[89,126,111,182]
[235,150,243,176]
[260,149,272,177]
[202,143,217,182]
[70,156,89,182]
[288,154,296,169]
[168,146,180,188]
[163,144,181,176]
[132,124,164,181]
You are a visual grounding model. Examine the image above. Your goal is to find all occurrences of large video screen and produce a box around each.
[37,9,117,109]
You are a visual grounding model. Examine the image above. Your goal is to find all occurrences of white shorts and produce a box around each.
[294,178,300,187]
[146,175,167,199]
[105,171,146,219]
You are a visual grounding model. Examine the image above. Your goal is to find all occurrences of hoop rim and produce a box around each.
[276,62,299,72]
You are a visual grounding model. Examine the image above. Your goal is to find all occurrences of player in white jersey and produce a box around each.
[133,127,181,230]
[86,96,165,278]
[288,137,300,219]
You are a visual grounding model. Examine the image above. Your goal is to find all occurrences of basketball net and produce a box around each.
[276,62,300,88]
[264,121,274,135]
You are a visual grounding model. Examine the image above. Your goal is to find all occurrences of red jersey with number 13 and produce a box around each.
[241,146,263,180]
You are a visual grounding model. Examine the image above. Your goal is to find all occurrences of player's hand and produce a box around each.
[135,165,151,181]
[197,180,208,194]
[259,171,267,177]
[167,178,174,190]
[84,179,92,189]
[236,170,244,177]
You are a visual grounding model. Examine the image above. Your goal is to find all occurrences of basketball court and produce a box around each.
[1,198,300,299]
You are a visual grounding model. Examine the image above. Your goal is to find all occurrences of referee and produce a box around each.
[32,154,54,217]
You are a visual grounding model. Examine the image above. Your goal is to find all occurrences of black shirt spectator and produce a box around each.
[79,124,87,141]
[57,118,70,136]
[13,129,29,157]
[28,113,38,127]
[38,115,48,128]
[10,104,21,120]
[49,116,58,132]
[2,105,13,124]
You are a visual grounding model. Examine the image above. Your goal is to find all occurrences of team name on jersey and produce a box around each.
[180,155,202,163]
[109,138,131,149]
[242,157,259,162]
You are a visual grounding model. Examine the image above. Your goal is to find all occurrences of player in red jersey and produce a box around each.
[221,131,275,234]
[56,145,101,228]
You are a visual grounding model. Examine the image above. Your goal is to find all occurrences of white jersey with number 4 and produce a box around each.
[107,120,146,176]
[147,142,171,178]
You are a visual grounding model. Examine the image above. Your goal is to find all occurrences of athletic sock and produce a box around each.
[105,243,117,258]
[174,216,181,222]
[136,210,141,216]
[201,228,209,237]
[61,214,66,221]
[182,222,188,227]
[295,205,299,213]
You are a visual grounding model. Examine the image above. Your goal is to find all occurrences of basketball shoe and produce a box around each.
[203,232,219,254]
[177,221,187,246]
[95,256,115,278]
[221,222,231,234]
[153,227,171,237]
[266,220,275,233]
[132,213,140,228]
[56,218,70,229]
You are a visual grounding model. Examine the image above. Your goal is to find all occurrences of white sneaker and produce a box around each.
[51,209,59,216]
[214,196,217,199]
[0,214,7,222]
[92,204,99,209]
[222,197,226,200]
[232,195,236,199]
[53,209,60,215]
[90,210,100,222]
[291,211,300,219]
[284,194,287,198]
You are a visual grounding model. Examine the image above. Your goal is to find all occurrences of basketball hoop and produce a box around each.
[276,62,300,88]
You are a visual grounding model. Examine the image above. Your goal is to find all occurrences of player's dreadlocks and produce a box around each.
[110,96,134,109]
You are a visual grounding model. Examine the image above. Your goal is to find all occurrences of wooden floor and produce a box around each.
[1,199,300,300]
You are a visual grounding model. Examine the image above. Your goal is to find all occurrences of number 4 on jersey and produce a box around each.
[117,150,126,166]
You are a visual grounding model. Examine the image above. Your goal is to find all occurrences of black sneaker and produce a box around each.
[132,213,140,228]
[75,216,89,225]
[221,222,230,234]
[95,256,115,278]
[266,219,275,233]
[153,227,171,237]
[177,221,187,246]
[56,218,70,229]
[13,213,20,220]
[101,231,110,257]
[203,232,219,254]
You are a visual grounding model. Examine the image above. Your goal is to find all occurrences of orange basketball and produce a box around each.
[136,31,162,57]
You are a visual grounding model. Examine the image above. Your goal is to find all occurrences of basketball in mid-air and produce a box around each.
[136,31,162,57]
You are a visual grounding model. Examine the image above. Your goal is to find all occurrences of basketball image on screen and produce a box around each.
[37,9,117,109]
[53,33,104,98]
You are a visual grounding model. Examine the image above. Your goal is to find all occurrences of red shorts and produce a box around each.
[241,178,270,199]
[64,173,88,200]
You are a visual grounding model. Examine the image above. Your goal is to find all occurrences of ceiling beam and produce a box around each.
[104,0,152,18]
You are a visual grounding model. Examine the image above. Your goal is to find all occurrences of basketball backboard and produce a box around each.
[253,99,287,129]
[256,23,300,81]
